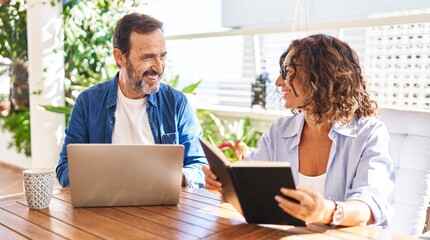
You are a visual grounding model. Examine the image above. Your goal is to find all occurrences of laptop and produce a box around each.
[67,144,184,207]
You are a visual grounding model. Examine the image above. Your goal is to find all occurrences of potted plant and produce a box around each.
[197,110,263,162]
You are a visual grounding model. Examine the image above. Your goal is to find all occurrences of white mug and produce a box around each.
[23,168,54,209]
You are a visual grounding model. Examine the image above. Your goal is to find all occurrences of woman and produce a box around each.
[203,34,395,227]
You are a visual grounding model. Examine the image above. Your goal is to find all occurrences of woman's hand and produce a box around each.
[202,165,222,194]
[275,187,335,224]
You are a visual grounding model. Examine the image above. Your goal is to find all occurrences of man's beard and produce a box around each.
[125,60,161,95]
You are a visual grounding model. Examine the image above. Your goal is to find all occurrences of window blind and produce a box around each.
[165,36,254,108]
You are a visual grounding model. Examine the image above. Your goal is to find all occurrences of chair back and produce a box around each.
[379,108,430,236]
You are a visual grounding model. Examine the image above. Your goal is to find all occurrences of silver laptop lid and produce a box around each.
[67,144,184,207]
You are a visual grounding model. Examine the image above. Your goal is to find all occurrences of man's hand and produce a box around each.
[202,165,222,195]
[218,140,250,161]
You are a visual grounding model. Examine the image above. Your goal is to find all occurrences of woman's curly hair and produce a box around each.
[280,34,378,125]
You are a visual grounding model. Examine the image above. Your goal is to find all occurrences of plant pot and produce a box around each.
[10,59,29,111]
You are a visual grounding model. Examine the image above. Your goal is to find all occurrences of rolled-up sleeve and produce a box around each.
[345,123,395,227]
[178,99,208,188]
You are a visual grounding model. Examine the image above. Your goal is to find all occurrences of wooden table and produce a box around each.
[0,188,416,239]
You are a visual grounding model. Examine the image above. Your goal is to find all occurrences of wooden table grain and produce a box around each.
[0,188,416,239]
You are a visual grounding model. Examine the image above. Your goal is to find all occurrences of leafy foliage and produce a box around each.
[181,80,202,94]
[0,0,27,64]
[163,75,202,94]
[0,108,31,156]
[62,0,142,102]
[0,0,29,112]
[197,109,263,162]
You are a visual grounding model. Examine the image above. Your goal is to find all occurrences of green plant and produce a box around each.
[163,75,202,94]
[0,0,29,112]
[197,110,263,162]
[0,108,31,156]
[62,0,132,100]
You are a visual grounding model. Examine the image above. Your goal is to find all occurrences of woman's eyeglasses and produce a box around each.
[280,63,302,80]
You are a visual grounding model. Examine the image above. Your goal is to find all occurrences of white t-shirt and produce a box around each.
[112,86,155,144]
[297,172,326,196]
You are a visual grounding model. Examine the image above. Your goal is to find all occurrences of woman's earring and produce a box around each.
[310,81,317,90]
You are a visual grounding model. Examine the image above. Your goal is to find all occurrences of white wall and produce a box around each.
[146,0,229,36]
[222,0,430,28]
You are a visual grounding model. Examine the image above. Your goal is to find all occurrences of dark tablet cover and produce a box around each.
[200,138,305,226]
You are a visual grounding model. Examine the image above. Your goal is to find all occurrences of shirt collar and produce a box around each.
[281,112,305,138]
[147,83,170,108]
[331,121,358,138]
[147,88,157,107]
[280,112,358,138]
[106,72,119,109]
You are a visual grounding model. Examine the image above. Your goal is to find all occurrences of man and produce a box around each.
[56,13,208,188]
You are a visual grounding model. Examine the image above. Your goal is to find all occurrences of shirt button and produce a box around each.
[109,120,113,124]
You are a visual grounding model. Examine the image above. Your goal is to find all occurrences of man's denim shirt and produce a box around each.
[56,73,208,188]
